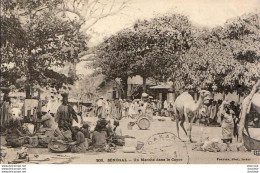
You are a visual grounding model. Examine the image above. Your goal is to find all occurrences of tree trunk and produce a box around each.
[120,77,128,99]
[38,89,42,112]
[25,85,32,99]
[26,56,34,99]
[222,91,226,100]
[142,76,147,93]
[194,93,198,102]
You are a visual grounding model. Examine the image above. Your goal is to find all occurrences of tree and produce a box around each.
[96,13,194,95]
[173,13,260,96]
[1,0,128,96]
[95,29,134,98]
[131,14,193,91]
[1,5,88,93]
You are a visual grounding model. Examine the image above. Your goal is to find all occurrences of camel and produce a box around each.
[173,90,213,142]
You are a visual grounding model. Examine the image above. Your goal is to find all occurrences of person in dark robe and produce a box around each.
[114,98,122,120]
[1,87,12,131]
[55,93,79,140]
[229,101,240,139]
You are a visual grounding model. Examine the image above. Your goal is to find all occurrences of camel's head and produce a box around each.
[199,90,213,105]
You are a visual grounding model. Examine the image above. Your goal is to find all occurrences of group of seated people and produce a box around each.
[4,105,119,154]
[53,118,118,153]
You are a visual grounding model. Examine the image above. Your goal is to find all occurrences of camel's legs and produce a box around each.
[180,118,188,136]
[174,108,180,138]
[176,115,180,138]
[182,109,189,137]
[188,116,196,143]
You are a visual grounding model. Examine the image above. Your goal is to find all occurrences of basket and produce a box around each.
[136,141,144,150]
[127,122,136,130]
[48,139,70,153]
[29,136,39,147]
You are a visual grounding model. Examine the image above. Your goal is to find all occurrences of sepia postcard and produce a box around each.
[1,0,260,165]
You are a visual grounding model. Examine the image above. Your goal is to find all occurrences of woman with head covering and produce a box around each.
[221,103,237,144]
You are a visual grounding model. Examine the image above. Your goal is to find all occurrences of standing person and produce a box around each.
[151,100,158,116]
[114,98,122,120]
[1,87,12,131]
[168,102,175,120]
[47,91,59,117]
[221,104,238,144]
[125,99,131,118]
[229,101,240,138]
[121,100,126,118]
[141,93,153,119]
[105,99,111,118]
[96,97,105,118]
[109,99,116,119]
[157,100,162,116]
[128,100,136,118]
[55,93,79,140]
[163,100,169,117]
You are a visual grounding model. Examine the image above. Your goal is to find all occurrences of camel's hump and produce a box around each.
[174,92,194,107]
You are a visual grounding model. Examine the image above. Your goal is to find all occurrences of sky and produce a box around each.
[86,0,260,47]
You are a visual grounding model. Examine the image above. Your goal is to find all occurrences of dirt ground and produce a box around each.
[1,116,259,164]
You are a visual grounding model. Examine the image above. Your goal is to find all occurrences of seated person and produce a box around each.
[80,122,90,139]
[92,119,109,149]
[35,107,57,131]
[5,119,24,148]
[70,126,87,153]
[41,106,58,130]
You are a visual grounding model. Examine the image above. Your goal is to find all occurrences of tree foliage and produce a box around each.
[1,0,88,89]
[1,0,128,90]
[96,14,194,94]
[174,13,260,95]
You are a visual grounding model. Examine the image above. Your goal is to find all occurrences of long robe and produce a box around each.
[55,104,78,131]
[222,113,234,140]
[1,101,12,128]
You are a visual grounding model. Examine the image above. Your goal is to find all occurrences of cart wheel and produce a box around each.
[137,117,150,130]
